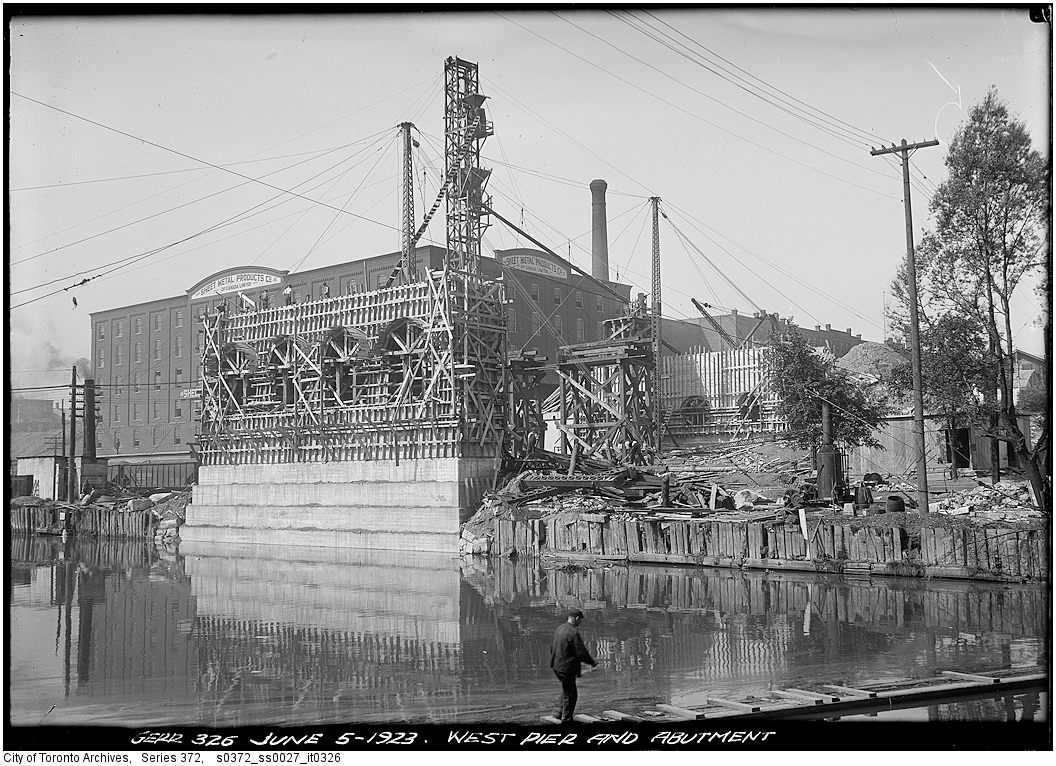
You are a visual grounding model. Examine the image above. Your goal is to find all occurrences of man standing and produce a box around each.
[549,608,597,723]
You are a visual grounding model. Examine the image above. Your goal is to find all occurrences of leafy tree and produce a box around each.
[889,313,994,428]
[888,88,1049,509]
[764,326,888,451]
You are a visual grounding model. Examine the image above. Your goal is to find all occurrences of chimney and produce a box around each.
[855,333,862,339]
[825,323,831,331]
[847,328,852,335]
[590,179,609,281]
[814,325,821,331]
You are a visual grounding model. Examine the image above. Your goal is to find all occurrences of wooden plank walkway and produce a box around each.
[539,667,1046,724]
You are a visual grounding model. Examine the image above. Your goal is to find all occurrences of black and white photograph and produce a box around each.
[6,5,1051,752]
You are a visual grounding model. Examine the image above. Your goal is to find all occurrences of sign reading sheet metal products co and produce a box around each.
[192,272,282,299]
[502,254,569,280]
[179,388,201,399]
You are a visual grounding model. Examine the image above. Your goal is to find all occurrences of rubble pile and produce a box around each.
[928,480,1042,523]
[8,487,192,545]
[458,447,803,557]
[149,490,191,549]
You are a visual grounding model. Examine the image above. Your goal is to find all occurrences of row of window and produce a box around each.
[110,398,189,424]
[98,311,184,341]
[103,426,183,453]
[105,370,185,393]
[526,285,605,313]
[97,337,184,368]
[513,313,601,342]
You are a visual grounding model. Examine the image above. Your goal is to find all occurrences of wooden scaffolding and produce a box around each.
[553,313,657,465]
[661,346,786,437]
[198,56,506,467]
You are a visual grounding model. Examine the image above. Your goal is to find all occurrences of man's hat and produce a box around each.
[568,608,584,619]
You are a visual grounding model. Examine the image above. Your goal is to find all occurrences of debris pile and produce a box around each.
[459,446,807,556]
[149,491,191,549]
[8,487,192,545]
[928,480,1042,522]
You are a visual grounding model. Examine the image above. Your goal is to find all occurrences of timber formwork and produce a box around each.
[662,346,785,438]
[186,56,506,553]
[554,314,657,465]
[198,274,505,465]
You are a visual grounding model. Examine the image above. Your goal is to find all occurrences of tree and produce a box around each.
[888,88,1050,509]
[764,326,888,451]
[889,313,994,428]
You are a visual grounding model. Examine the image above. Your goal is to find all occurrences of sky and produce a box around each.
[8,7,1051,401]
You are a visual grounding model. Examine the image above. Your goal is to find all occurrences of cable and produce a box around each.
[10,91,407,256]
[9,128,396,272]
[491,13,899,202]
[557,11,903,184]
[288,131,399,273]
[11,136,395,297]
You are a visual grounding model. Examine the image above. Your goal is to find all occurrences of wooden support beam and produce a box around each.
[706,697,761,712]
[940,670,1000,684]
[655,703,705,720]
[823,684,877,698]
[770,690,824,705]
[784,687,839,702]
[602,710,642,722]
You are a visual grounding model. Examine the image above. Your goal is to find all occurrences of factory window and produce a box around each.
[154,339,161,360]
[174,427,182,445]
[596,297,603,313]
[175,368,184,384]
[116,321,123,338]
[576,318,585,341]
[133,373,141,393]
[115,376,123,394]
[530,312,540,336]
[575,291,583,309]
[153,401,160,421]
[346,279,359,294]
[97,324,105,340]
[376,275,387,289]
[154,314,161,332]
[554,314,564,336]
[113,405,120,423]
[135,317,142,335]
[175,310,183,328]
[155,371,161,390]
[530,283,539,303]
[113,433,121,454]
[132,429,140,447]
[174,400,183,420]
[553,287,562,306]
[175,336,183,358]
[508,312,517,334]
[152,428,158,447]
[133,403,141,422]
[115,345,123,366]
[97,347,105,368]
[134,343,141,363]
[597,321,605,340]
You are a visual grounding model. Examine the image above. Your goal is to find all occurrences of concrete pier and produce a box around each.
[182,457,493,553]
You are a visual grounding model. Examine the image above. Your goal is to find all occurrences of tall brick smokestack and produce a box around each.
[590,179,609,281]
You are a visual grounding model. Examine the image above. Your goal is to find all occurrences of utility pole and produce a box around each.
[650,196,663,454]
[67,366,78,502]
[399,121,417,282]
[871,138,939,512]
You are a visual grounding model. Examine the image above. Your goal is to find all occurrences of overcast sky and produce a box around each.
[8,7,1050,399]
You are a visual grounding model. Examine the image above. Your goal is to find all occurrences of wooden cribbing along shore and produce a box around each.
[10,504,154,539]
[492,513,1048,583]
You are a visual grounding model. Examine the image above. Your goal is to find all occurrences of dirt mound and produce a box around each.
[837,342,907,380]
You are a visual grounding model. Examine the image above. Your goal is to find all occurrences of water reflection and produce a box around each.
[7,535,1046,726]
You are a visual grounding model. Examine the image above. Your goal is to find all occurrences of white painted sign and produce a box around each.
[179,388,201,399]
[502,254,569,281]
[192,272,281,299]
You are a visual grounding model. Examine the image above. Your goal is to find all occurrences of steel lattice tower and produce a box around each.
[650,196,663,452]
[399,122,417,283]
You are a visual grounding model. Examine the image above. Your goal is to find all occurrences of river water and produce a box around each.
[7,534,1046,727]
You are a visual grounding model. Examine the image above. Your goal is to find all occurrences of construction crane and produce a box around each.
[691,298,739,349]
[691,298,778,350]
